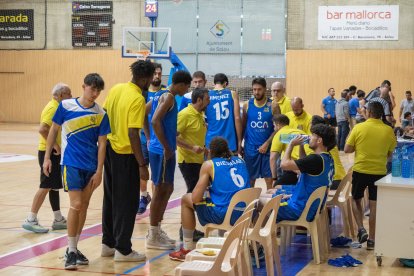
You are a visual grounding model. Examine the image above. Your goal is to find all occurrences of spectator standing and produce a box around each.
[399,90,414,124]
[336,89,351,151]
[321,88,337,127]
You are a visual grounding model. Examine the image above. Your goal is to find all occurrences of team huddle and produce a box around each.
[23,60,347,270]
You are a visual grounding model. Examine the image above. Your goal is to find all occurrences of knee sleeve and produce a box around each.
[49,189,60,211]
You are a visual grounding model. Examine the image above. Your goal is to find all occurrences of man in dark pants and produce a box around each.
[102,60,155,261]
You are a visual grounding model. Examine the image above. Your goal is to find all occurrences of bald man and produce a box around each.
[285,97,312,134]
[271,82,292,115]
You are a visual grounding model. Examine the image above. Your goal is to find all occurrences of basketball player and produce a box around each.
[242,77,275,189]
[137,62,166,215]
[205,73,242,154]
[102,60,155,262]
[43,73,110,270]
[145,71,192,250]
[179,71,207,111]
[169,137,249,261]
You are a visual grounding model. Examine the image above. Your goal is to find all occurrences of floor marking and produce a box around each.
[0,197,181,270]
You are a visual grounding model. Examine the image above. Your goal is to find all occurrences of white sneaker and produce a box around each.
[114,250,146,262]
[101,244,116,257]
[146,232,176,250]
[52,217,67,230]
[159,228,176,244]
[22,218,49,233]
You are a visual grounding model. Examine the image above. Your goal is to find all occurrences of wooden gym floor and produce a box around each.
[0,123,412,275]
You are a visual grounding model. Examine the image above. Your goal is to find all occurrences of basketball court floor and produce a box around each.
[0,123,412,275]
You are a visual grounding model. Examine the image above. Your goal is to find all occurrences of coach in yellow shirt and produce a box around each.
[102,60,155,262]
[23,83,72,233]
[271,81,292,115]
[345,101,396,250]
[177,88,210,193]
[286,97,312,134]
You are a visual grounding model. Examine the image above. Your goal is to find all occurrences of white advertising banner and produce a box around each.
[318,5,399,40]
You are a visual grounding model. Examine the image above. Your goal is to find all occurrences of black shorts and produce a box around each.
[178,162,202,193]
[38,150,62,189]
[351,171,385,201]
[274,171,298,187]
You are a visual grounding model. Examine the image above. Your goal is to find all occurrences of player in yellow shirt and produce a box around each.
[285,97,312,134]
[102,60,155,262]
[22,83,72,233]
[271,81,292,115]
[345,101,396,250]
[270,114,311,186]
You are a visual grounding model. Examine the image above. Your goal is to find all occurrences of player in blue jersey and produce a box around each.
[169,137,249,261]
[179,71,207,111]
[242,77,277,189]
[43,73,110,270]
[205,73,242,154]
[137,63,165,215]
[276,123,336,223]
[145,71,192,250]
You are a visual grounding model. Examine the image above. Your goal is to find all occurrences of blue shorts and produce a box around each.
[62,165,94,192]
[276,205,300,222]
[194,199,244,226]
[141,141,149,165]
[149,151,175,185]
[244,150,272,180]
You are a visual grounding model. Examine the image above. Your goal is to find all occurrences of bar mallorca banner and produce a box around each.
[0,9,34,41]
[318,5,399,41]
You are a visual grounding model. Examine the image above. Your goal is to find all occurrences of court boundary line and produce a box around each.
[0,197,181,270]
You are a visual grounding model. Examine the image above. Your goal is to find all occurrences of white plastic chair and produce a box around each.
[204,187,262,237]
[187,207,256,276]
[248,194,283,276]
[279,186,328,264]
[327,171,353,237]
[174,218,250,276]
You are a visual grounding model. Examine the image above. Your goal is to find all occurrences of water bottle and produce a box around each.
[280,134,310,144]
[401,146,410,178]
[391,148,401,177]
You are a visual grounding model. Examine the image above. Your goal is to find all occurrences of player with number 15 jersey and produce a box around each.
[205,73,242,153]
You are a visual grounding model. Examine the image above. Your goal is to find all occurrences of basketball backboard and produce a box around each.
[122,27,171,59]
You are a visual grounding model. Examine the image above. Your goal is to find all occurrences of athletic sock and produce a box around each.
[76,234,80,245]
[28,212,37,222]
[182,228,194,250]
[49,189,60,211]
[150,225,159,237]
[141,191,148,197]
[68,236,77,253]
[53,210,63,221]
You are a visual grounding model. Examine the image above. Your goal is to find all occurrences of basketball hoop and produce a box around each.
[136,50,151,60]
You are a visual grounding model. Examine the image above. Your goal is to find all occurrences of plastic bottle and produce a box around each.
[401,146,410,178]
[391,148,401,177]
[280,133,310,144]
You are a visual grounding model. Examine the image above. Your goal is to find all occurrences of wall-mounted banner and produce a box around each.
[318,5,399,41]
[72,1,112,13]
[0,9,34,41]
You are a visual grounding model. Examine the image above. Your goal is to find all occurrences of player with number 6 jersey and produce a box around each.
[205,73,242,153]
[168,137,249,261]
